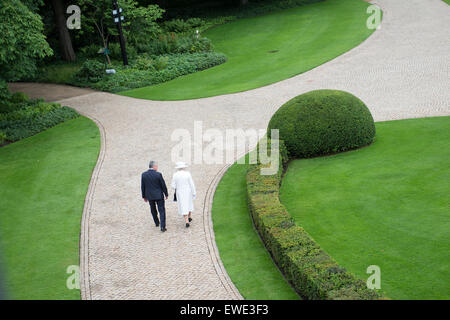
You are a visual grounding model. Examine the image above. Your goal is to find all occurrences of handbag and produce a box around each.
[173,190,177,202]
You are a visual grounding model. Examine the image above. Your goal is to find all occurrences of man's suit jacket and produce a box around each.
[141,169,168,201]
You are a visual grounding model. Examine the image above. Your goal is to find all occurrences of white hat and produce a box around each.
[175,161,188,169]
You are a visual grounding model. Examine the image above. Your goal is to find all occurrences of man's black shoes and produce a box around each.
[161,228,167,232]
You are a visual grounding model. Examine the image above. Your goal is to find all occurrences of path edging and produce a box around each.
[72,108,107,300]
[203,162,244,300]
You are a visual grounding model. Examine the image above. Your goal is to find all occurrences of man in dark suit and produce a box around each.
[141,160,168,232]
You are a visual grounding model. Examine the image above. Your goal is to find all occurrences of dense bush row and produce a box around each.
[73,52,226,92]
[169,0,324,27]
[268,90,376,158]
[0,81,78,145]
[137,34,214,56]
[30,0,324,92]
[246,140,381,300]
[78,34,213,60]
[162,17,205,33]
[39,32,222,92]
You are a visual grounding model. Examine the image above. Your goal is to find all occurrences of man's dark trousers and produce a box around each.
[141,168,168,231]
[149,199,166,229]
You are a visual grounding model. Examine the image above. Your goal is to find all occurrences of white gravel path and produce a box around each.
[11,0,450,299]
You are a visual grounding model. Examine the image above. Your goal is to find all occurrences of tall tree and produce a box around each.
[0,0,52,81]
[21,0,44,12]
[50,0,76,62]
[78,0,163,50]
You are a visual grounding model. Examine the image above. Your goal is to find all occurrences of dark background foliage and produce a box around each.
[268,90,376,158]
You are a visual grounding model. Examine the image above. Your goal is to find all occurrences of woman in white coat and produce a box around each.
[171,162,196,228]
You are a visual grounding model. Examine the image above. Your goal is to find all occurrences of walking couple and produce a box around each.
[141,160,196,232]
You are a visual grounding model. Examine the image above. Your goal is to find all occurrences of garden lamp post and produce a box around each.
[112,0,128,66]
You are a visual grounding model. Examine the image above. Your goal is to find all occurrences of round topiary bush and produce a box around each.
[268,90,375,158]
[75,59,105,83]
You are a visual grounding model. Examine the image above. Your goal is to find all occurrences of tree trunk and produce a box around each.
[240,0,249,6]
[51,0,76,62]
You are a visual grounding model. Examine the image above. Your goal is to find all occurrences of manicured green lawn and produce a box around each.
[212,156,299,299]
[0,117,100,299]
[280,117,450,299]
[120,0,376,100]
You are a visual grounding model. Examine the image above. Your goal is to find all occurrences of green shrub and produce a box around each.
[0,130,6,145]
[108,42,138,60]
[163,18,192,33]
[139,34,213,55]
[136,33,175,55]
[0,80,11,102]
[162,18,204,33]
[10,92,29,104]
[0,101,16,114]
[178,36,213,54]
[90,52,226,92]
[78,44,102,59]
[168,0,322,31]
[0,84,79,144]
[78,43,138,61]
[75,59,105,83]
[134,56,155,71]
[186,17,205,29]
[246,140,381,300]
[154,56,169,71]
[0,82,28,114]
[268,90,375,158]
[0,80,78,145]
[132,55,169,71]
[0,106,78,142]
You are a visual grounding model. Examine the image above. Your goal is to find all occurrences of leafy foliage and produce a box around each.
[108,42,138,60]
[268,90,376,158]
[162,17,205,33]
[167,0,323,30]
[78,44,103,59]
[247,91,381,299]
[153,56,169,71]
[0,130,6,145]
[0,81,78,145]
[75,59,105,83]
[20,0,43,12]
[78,43,138,61]
[80,52,226,92]
[125,4,165,47]
[138,34,213,56]
[134,56,155,71]
[23,0,221,93]
[77,0,164,49]
[0,0,52,81]
[1,106,78,142]
[0,80,11,103]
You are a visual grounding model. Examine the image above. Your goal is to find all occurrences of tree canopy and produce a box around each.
[0,0,52,81]
[77,0,164,49]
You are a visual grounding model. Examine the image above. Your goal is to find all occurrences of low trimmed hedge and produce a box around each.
[86,52,227,92]
[137,34,214,56]
[0,81,79,145]
[246,140,380,300]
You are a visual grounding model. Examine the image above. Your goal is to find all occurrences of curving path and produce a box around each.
[10,0,450,299]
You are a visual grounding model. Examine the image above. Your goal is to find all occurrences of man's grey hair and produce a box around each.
[149,160,157,168]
